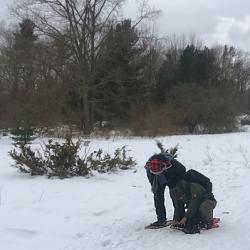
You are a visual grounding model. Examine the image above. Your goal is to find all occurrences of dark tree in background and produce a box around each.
[0,19,38,129]
[151,38,250,134]
[0,19,66,129]
[93,19,146,125]
[8,0,159,134]
[13,19,37,92]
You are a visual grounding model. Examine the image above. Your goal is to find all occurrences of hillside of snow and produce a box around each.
[0,132,250,250]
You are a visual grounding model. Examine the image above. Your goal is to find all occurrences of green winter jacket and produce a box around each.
[172,180,215,220]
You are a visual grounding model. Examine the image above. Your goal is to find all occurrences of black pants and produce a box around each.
[153,185,167,222]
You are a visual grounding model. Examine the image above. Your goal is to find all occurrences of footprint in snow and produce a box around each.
[74,232,86,239]
[93,210,109,216]
[4,228,39,238]
[101,239,112,247]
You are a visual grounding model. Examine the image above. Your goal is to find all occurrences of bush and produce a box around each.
[43,138,89,177]
[9,145,47,175]
[166,83,242,133]
[88,146,136,173]
[131,105,177,136]
[9,136,136,178]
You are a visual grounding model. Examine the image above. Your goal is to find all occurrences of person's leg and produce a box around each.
[199,200,217,228]
[154,185,166,222]
[145,186,167,229]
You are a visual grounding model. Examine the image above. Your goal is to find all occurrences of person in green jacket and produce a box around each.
[170,179,217,234]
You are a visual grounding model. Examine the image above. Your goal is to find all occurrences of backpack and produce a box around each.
[183,169,212,193]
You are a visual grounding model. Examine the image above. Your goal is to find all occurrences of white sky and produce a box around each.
[125,0,250,52]
[0,0,12,20]
[2,0,250,51]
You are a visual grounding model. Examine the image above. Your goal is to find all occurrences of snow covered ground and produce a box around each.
[0,131,250,250]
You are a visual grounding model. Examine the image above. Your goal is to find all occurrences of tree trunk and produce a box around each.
[81,78,92,135]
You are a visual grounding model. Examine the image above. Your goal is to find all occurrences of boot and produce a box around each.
[183,218,200,234]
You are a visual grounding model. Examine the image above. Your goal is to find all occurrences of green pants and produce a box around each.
[199,199,217,222]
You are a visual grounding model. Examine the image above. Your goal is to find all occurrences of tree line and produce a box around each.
[0,0,249,136]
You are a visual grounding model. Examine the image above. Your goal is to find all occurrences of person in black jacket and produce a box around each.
[145,153,186,229]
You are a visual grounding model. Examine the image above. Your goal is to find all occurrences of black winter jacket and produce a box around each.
[146,158,186,222]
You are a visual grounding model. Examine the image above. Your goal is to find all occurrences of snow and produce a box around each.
[0,131,250,250]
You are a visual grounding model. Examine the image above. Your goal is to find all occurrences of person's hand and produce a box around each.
[179,217,187,225]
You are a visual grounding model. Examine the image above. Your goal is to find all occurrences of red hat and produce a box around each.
[145,158,171,174]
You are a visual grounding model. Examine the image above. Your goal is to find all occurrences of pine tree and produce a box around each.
[14,18,37,92]
[93,19,145,124]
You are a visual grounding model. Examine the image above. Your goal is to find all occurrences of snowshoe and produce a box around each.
[145,220,174,229]
[170,223,185,231]
[200,218,220,230]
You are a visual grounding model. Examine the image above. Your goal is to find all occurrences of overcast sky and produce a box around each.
[0,0,11,20]
[125,0,250,52]
[1,0,250,52]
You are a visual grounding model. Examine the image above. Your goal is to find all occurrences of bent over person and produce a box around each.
[145,153,186,229]
[170,179,217,234]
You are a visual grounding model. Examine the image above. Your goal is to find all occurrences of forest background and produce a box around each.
[0,0,249,137]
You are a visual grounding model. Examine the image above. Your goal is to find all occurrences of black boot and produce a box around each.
[183,218,200,234]
[199,220,213,230]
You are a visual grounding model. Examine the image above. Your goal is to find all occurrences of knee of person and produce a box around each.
[200,200,216,211]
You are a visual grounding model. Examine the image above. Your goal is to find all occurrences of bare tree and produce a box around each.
[11,0,159,134]
[12,0,123,133]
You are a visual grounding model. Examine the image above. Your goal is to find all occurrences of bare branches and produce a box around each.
[132,0,161,29]
[11,0,159,67]
[8,0,160,134]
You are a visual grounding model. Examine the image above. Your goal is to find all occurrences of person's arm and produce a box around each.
[146,168,154,186]
[146,168,167,222]
[153,184,167,222]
